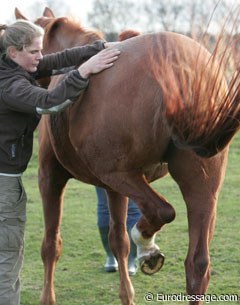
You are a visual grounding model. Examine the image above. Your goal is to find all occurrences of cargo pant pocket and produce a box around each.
[0,219,24,305]
[0,176,27,222]
[0,219,25,251]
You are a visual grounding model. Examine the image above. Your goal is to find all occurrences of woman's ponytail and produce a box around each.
[0,24,7,56]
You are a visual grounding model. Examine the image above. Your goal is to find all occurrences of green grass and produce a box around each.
[20,133,240,305]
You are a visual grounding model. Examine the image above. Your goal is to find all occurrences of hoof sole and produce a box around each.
[140,250,165,275]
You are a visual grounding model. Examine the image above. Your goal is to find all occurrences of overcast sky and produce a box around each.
[0,0,93,24]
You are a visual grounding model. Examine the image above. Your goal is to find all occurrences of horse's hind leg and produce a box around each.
[168,148,228,305]
[38,149,71,305]
[100,171,176,275]
[106,190,135,305]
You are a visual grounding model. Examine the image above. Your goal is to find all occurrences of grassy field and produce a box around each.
[20,132,240,305]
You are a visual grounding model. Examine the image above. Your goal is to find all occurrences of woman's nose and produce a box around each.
[37,51,43,60]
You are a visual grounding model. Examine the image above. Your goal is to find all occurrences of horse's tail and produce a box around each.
[161,16,240,157]
[165,72,240,158]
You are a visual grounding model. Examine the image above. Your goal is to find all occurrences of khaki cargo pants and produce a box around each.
[0,176,27,305]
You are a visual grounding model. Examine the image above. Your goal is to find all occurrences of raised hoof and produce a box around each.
[139,250,165,275]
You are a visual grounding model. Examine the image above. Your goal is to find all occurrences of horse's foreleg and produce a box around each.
[101,172,176,275]
[38,157,71,305]
[168,148,228,305]
[107,191,135,305]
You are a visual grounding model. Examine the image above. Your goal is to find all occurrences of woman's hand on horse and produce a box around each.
[78,48,121,78]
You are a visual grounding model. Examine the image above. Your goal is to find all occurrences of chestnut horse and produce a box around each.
[15,7,240,305]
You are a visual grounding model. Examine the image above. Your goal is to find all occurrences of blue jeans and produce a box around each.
[96,186,141,229]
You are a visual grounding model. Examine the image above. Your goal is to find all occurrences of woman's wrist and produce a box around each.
[78,64,90,79]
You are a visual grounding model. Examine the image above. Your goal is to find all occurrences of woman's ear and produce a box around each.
[7,46,18,59]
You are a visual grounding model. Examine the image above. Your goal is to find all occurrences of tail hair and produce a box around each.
[162,6,240,157]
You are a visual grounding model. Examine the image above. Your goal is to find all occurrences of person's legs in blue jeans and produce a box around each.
[96,186,118,272]
[96,186,141,275]
[126,198,141,275]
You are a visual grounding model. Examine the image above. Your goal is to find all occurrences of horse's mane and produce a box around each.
[118,29,141,41]
[36,16,104,50]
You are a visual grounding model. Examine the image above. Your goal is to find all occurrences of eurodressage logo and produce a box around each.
[144,292,240,303]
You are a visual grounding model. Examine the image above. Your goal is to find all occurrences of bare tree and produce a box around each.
[28,0,70,20]
[143,0,184,32]
[88,0,139,34]
[88,0,240,39]
[183,0,230,38]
